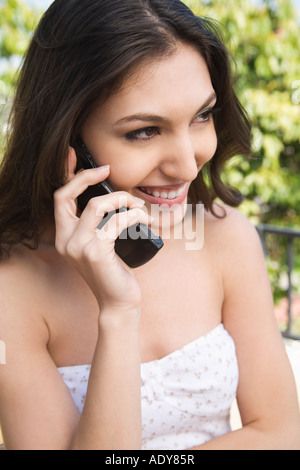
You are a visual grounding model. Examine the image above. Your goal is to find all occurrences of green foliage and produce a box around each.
[0,0,39,150]
[0,0,36,56]
[0,0,38,85]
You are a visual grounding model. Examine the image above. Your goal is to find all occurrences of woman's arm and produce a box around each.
[193,209,300,450]
[70,310,142,450]
[0,262,80,450]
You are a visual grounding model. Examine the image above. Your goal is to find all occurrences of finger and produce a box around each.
[76,191,145,230]
[69,195,145,251]
[54,165,111,240]
[64,207,151,261]
[55,165,111,206]
[54,165,109,254]
[69,203,149,255]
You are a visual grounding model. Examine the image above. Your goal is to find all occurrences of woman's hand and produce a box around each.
[54,148,150,313]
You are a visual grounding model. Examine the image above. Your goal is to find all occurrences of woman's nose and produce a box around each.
[159,131,200,182]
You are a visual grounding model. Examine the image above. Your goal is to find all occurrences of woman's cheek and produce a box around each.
[195,130,218,167]
[107,164,147,192]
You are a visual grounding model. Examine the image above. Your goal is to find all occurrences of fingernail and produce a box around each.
[134,197,145,205]
[95,165,110,172]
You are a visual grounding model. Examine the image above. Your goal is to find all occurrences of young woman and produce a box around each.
[0,0,299,450]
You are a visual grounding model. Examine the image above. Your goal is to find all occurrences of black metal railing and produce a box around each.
[256,224,300,341]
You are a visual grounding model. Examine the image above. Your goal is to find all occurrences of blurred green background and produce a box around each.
[0,0,300,332]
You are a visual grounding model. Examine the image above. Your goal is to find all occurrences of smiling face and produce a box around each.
[81,42,218,226]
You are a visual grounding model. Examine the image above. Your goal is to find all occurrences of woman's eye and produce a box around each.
[125,126,160,142]
[193,108,214,124]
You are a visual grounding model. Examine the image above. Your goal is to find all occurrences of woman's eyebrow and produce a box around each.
[114,91,217,126]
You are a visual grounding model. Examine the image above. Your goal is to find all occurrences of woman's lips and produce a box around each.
[136,183,189,207]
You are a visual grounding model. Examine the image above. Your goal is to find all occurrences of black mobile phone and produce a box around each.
[74,139,164,269]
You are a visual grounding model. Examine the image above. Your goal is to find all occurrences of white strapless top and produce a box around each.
[58,324,239,450]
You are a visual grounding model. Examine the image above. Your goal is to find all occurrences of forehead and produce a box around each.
[95,43,214,122]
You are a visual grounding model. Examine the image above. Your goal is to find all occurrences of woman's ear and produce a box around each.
[67,147,78,181]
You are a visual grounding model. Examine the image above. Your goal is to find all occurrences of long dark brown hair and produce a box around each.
[0,0,251,258]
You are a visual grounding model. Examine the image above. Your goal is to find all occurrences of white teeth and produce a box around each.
[140,185,186,200]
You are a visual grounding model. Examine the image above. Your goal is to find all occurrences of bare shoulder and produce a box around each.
[203,203,269,314]
[204,204,274,331]
[0,245,50,347]
[203,204,262,262]
[204,203,258,237]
